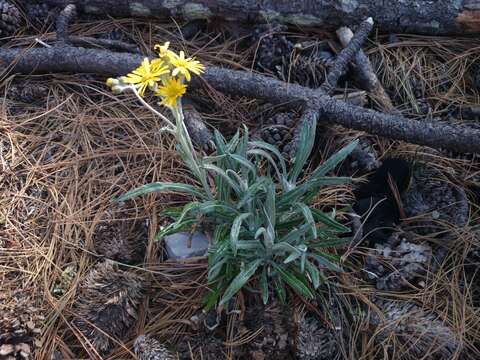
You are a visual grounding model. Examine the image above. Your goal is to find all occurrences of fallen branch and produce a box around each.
[336,26,396,113]
[320,18,373,95]
[1,24,479,153]
[35,0,480,35]
[56,4,76,44]
[69,36,140,53]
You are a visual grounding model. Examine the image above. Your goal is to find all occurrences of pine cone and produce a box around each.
[92,209,147,264]
[277,49,334,89]
[6,82,49,104]
[365,232,433,291]
[259,112,296,154]
[370,299,460,359]
[296,316,338,360]
[26,3,57,28]
[73,261,147,355]
[252,24,294,74]
[345,138,380,173]
[0,289,44,359]
[0,1,20,36]
[402,167,469,236]
[134,335,176,360]
[245,303,292,359]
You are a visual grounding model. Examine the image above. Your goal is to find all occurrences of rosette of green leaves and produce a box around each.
[118,113,358,309]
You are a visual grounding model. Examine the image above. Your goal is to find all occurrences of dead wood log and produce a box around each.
[336,26,396,113]
[36,0,480,35]
[2,45,479,154]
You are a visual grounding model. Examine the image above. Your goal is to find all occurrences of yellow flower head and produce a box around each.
[106,78,118,87]
[156,77,187,108]
[154,42,175,60]
[123,58,169,96]
[170,51,205,82]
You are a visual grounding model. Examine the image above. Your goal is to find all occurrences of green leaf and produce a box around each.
[309,237,352,249]
[226,169,248,191]
[230,213,252,255]
[237,177,269,209]
[310,140,359,178]
[236,240,265,251]
[304,259,321,289]
[197,201,238,219]
[308,253,344,273]
[310,208,349,232]
[203,284,224,312]
[283,248,302,264]
[154,219,197,241]
[279,177,351,207]
[202,154,227,163]
[296,203,317,239]
[260,266,269,305]
[273,275,287,304]
[247,148,284,183]
[227,130,241,153]
[271,263,315,299]
[116,182,205,202]
[213,129,228,155]
[229,154,256,175]
[265,179,276,229]
[249,140,287,176]
[289,112,317,183]
[219,259,262,306]
[278,223,311,245]
[208,258,227,281]
[202,164,241,195]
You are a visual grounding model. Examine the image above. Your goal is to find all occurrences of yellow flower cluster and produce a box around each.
[106,42,204,108]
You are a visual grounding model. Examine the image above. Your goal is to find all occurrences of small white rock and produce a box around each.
[164,232,209,259]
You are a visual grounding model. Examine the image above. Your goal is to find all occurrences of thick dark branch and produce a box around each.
[320,18,373,95]
[69,36,140,53]
[35,0,480,35]
[1,46,479,154]
[56,4,77,43]
[336,26,396,113]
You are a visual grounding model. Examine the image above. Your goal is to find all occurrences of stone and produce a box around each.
[0,344,14,356]
[164,232,209,260]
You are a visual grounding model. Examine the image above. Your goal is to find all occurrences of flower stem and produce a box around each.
[173,104,213,199]
[131,87,176,131]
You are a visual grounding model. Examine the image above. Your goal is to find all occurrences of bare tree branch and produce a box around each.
[1,46,479,153]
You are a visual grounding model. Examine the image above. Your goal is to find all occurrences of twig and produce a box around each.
[68,36,140,53]
[336,26,396,113]
[320,18,374,95]
[1,32,480,153]
[56,4,77,44]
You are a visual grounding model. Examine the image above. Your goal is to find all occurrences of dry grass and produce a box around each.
[1,18,480,359]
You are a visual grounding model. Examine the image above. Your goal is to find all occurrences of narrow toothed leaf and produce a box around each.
[230,213,252,255]
[116,182,205,202]
[271,263,315,299]
[219,259,262,306]
[310,139,359,178]
[260,266,269,305]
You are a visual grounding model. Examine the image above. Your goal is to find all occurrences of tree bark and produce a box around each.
[2,46,480,154]
[39,0,480,35]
